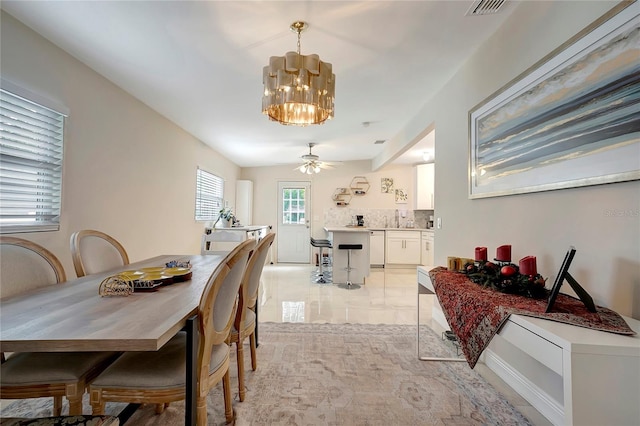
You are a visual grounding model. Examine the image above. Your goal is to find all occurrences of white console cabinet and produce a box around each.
[201,225,269,253]
[417,266,640,426]
[486,314,640,426]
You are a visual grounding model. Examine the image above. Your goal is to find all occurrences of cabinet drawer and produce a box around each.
[499,319,563,375]
[386,230,420,239]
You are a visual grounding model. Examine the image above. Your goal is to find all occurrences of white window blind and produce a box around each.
[0,88,65,233]
[195,168,224,221]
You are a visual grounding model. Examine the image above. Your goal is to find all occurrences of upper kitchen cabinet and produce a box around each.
[414,163,434,210]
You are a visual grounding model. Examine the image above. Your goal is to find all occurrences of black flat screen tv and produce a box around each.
[545,246,597,313]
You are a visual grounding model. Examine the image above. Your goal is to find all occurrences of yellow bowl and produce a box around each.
[164,267,191,276]
[140,267,165,273]
[139,273,172,283]
[119,270,143,280]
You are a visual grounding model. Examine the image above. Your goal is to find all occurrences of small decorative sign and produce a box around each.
[99,274,134,297]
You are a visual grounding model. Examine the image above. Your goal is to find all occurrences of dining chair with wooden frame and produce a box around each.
[70,229,130,278]
[0,236,120,416]
[230,232,275,402]
[89,239,254,425]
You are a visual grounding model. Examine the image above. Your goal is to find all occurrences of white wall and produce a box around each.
[374,1,640,318]
[0,11,240,276]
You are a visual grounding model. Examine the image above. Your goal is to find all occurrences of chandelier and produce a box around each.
[262,21,335,126]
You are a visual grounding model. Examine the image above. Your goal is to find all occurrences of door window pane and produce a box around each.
[282,187,305,224]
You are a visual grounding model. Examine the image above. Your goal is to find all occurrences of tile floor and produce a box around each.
[258,263,552,426]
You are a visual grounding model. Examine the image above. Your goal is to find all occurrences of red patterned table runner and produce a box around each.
[429,267,636,369]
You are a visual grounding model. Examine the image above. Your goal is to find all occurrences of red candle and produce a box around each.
[519,256,537,276]
[475,247,487,262]
[496,245,511,262]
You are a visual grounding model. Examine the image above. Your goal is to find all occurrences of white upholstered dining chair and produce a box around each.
[230,232,275,401]
[70,229,130,278]
[89,239,254,425]
[0,237,120,416]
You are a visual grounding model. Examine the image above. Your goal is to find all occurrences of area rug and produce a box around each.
[1,323,532,426]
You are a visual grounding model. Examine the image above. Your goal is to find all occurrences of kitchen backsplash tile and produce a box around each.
[324,208,434,229]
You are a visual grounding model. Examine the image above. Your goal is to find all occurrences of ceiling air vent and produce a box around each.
[466,0,507,16]
[374,140,386,145]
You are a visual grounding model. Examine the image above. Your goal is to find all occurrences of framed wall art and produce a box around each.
[381,177,394,193]
[395,188,408,204]
[469,3,639,199]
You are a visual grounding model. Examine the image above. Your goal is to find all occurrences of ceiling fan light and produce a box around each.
[313,165,321,173]
[262,21,335,126]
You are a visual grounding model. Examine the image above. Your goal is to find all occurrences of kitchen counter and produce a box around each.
[324,226,371,233]
[369,227,434,232]
[323,227,370,285]
[326,226,433,232]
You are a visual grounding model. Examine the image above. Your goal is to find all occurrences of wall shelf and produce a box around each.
[332,188,351,206]
[350,176,370,195]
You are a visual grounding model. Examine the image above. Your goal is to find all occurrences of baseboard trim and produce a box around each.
[484,348,564,426]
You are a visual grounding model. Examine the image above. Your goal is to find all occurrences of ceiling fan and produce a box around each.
[296,143,338,174]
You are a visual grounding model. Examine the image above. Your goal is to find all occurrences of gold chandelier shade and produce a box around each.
[262,21,335,126]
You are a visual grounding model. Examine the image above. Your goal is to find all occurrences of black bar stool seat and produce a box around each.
[338,244,362,250]
[310,238,332,284]
[338,244,363,289]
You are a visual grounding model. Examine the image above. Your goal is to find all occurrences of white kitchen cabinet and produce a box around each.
[370,230,385,267]
[235,180,253,226]
[385,230,421,265]
[420,231,434,266]
[414,163,434,210]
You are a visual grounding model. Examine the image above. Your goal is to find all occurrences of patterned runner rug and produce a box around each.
[429,267,635,368]
[1,322,531,425]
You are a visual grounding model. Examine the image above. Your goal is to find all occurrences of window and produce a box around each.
[0,88,66,233]
[195,168,224,221]
[281,187,306,224]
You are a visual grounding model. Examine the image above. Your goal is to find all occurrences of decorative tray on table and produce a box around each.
[120,266,193,292]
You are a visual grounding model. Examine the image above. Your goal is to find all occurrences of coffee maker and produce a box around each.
[356,215,364,226]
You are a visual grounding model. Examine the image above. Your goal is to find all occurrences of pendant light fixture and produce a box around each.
[262,21,335,126]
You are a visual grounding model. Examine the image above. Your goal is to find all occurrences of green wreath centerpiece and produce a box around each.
[463,260,548,299]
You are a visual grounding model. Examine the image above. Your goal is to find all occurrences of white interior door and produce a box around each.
[277,181,310,263]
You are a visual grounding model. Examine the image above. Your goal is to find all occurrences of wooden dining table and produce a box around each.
[0,253,228,425]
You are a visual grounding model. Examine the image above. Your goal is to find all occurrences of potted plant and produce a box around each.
[213,207,235,228]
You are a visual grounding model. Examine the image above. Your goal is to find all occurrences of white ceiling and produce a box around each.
[1,1,514,168]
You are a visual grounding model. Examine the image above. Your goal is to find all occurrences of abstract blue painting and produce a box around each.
[469,3,639,199]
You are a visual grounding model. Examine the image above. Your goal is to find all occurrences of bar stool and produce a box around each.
[338,243,362,289]
[310,237,332,284]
